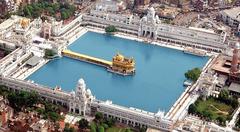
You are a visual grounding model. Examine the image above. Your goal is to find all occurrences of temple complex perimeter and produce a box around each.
[0,4,239,131]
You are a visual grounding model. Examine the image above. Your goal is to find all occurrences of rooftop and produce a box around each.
[221,7,240,22]
[0,16,20,31]
[26,56,42,67]
[229,82,240,93]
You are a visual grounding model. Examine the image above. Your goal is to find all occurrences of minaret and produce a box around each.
[230,42,240,74]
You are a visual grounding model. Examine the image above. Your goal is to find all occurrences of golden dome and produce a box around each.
[115,53,124,61]
[20,18,30,29]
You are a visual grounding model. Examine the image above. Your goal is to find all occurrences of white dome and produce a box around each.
[70,91,75,96]
[86,89,92,95]
[149,7,155,12]
[235,42,240,49]
[142,16,147,22]
[78,78,85,85]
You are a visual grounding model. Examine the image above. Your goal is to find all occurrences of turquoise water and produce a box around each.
[27,32,208,112]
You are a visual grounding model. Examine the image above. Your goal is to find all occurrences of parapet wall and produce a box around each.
[0,75,173,131]
[0,76,70,106]
[92,100,173,131]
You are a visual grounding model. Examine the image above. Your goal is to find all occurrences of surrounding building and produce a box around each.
[134,0,150,6]
[15,0,39,6]
[41,21,52,39]
[192,0,208,11]
[95,0,126,12]
[30,119,48,132]
[220,7,240,35]
[0,0,15,16]
[84,7,227,52]
[0,96,14,128]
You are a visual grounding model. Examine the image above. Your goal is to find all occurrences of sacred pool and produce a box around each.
[27,32,208,112]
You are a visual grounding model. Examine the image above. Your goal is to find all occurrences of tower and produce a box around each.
[229,42,240,83]
[69,78,94,116]
[138,7,160,39]
[41,21,52,39]
[230,42,240,74]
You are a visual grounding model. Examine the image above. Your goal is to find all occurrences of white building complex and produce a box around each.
[0,6,231,131]
[0,75,173,131]
[84,7,227,52]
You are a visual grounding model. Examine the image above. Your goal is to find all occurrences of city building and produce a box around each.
[0,96,14,127]
[134,0,150,6]
[41,21,52,39]
[211,42,240,96]
[95,0,126,12]
[15,0,39,6]
[0,0,15,16]
[0,50,5,59]
[220,7,240,35]
[30,119,48,132]
[218,0,226,8]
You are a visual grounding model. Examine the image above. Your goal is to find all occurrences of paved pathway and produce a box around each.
[227,106,240,129]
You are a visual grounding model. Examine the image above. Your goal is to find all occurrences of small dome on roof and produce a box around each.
[78,78,85,85]
[235,42,240,49]
[115,53,124,61]
[149,7,155,12]
[86,89,92,95]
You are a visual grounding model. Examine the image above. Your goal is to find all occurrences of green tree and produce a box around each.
[188,104,197,114]
[18,1,75,20]
[47,7,54,15]
[98,125,105,132]
[7,91,39,111]
[95,112,103,121]
[52,3,60,11]
[219,89,229,101]
[61,10,69,20]
[78,118,89,129]
[102,123,108,129]
[125,128,132,132]
[105,25,118,34]
[184,68,201,82]
[90,123,97,132]
[44,49,56,58]
[230,97,239,109]
[64,123,76,132]
[48,111,63,122]
[216,116,226,126]
[140,127,147,132]
[0,85,10,98]
[104,118,115,127]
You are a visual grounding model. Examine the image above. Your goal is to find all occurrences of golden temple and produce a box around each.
[110,53,135,75]
[62,50,135,76]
